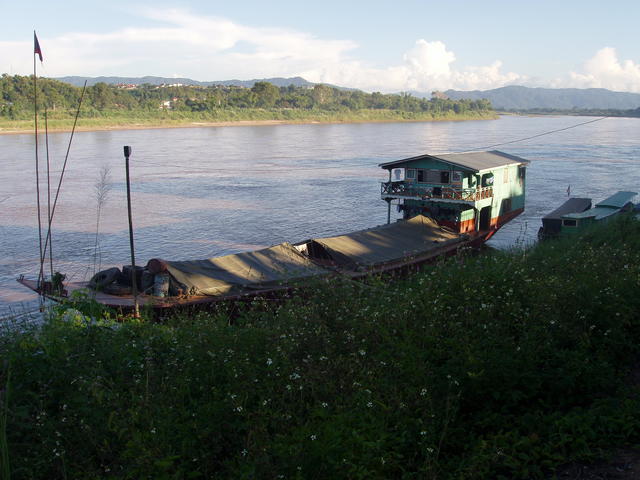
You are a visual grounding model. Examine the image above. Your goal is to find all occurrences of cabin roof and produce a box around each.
[378,150,530,172]
[595,191,637,209]
[564,191,638,221]
[563,207,622,221]
[542,198,592,221]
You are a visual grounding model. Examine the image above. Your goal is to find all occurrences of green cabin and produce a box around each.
[380,150,529,239]
[560,191,637,235]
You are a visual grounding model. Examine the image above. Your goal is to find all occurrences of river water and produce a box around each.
[1,115,638,318]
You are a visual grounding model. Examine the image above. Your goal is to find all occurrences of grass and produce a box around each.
[0,109,497,132]
[1,216,640,479]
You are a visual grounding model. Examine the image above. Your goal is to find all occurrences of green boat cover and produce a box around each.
[563,191,637,221]
[165,242,329,296]
[595,191,637,209]
[308,215,462,270]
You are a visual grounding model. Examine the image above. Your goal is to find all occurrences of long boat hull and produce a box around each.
[18,216,483,313]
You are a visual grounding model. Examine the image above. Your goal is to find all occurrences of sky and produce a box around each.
[2,0,640,93]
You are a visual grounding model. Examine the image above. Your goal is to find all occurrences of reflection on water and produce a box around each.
[1,116,639,316]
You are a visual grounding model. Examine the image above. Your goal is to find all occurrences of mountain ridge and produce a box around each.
[51,77,640,110]
[54,75,346,90]
[440,85,640,110]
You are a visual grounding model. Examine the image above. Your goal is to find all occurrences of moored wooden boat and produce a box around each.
[538,197,592,239]
[558,191,637,235]
[18,215,474,312]
[18,150,530,314]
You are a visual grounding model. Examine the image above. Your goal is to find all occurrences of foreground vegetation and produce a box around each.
[0,75,495,131]
[2,216,640,479]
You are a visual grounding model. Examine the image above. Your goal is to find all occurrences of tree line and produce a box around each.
[0,74,493,119]
[503,107,640,117]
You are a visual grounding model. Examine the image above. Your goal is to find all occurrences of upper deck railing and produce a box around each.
[381,182,493,202]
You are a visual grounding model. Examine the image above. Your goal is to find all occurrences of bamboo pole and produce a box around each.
[124,146,140,318]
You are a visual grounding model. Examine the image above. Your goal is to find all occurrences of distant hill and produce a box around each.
[51,78,640,111]
[55,76,316,89]
[440,85,640,110]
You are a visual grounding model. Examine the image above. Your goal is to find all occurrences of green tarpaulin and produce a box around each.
[165,242,329,296]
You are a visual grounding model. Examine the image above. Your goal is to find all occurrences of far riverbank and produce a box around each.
[0,110,497,135]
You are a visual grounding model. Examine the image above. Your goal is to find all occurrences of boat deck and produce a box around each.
[17,215,497,313]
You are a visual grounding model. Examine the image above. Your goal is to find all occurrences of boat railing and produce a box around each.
[381,182,493,202]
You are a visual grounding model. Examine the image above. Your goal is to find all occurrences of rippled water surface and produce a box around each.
[1,116,639,317]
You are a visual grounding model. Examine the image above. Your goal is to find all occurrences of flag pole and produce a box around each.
[33,31,45,296]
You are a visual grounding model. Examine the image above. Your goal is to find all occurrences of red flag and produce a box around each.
[34,31,43,62]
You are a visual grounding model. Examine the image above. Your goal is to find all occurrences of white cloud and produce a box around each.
[302,40,525,92]
[4,12,639,94]
[0,9,357,80]
[404,40,456,80]
[450,61,525,91]
[0,12,524,92]
[554,47,640,92]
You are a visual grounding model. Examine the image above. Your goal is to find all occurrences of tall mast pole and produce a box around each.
[45,108,54,280]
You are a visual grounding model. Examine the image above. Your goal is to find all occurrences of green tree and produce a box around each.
[251,81,280,108]
[311,84,334,108]
[90,82,115,110]
[368,92,390,109]
[342,91,366,110]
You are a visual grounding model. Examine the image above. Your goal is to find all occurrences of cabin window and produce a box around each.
[406,169,416,179]
[466,175,477,188]
[563,219,577,227]
[481,174,494,187]
[425,170,439,183]
[518,166,526,179]
[391,168,405,182]
[416,169,452,184]
[518,166,526,185]
[452,171,462,183]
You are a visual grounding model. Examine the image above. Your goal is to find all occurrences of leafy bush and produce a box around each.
[1,216,640,479]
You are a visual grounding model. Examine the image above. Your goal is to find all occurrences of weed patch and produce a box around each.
[1,217,640,478]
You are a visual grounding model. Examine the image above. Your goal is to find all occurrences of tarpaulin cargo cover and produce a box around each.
[308,215,463,271]
[165,242,329,296]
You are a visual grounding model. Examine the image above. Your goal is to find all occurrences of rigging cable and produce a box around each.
[130,159,375,173]
[458,116,609,152]
[39,81,87,285]
[130,117,611,174]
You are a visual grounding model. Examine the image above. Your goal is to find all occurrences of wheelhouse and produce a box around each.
[380,150,529,238]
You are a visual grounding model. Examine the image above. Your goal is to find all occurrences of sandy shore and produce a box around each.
[0,119,321,135]
[0,115,497,136]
